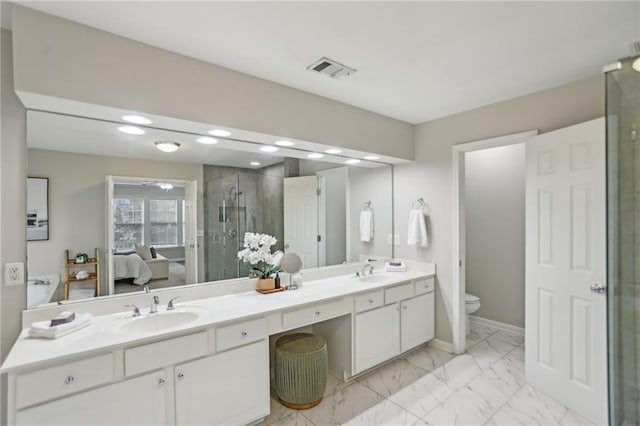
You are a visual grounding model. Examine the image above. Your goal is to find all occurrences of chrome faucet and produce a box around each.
[361,263,374,276]
[167,296,180,311]
[150,295,160,314]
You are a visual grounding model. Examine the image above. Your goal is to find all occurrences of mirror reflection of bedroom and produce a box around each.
[109,177,197,295]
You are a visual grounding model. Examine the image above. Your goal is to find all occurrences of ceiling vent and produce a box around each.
[307,57,356,79]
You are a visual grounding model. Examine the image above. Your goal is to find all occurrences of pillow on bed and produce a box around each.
[135,244,153,260]
[150,247,157,259]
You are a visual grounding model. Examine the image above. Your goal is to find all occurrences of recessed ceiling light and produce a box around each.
[122,115,152,125]
[250,161,261,166]
[196,136,218,145]
[345,159,361,165]
[118,125,145,135]
[307,153,324,159]
[325,148,342,154]
[209,129,231,137]
[260,146,279,153]
[275,140,295,147]
[155,141,181,153]
[364,155,380,160]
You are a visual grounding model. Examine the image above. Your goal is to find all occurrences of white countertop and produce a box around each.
[1,268,434,373]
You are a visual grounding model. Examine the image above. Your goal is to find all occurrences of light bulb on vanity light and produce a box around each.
[155,141,181,153]
[260,146,279,153]
[275,140,295,147]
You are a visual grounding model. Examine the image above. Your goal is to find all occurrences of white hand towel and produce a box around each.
[360,210,374,242]
[407,209,429,247]
[29,313,93,339]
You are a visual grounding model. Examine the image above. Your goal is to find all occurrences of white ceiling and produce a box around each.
[10,1,640,124]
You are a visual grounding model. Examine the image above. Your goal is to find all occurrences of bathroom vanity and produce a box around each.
[1,264,435,426]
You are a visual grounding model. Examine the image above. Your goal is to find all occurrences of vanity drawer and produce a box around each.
[415,277,435,295]
[385,283,414,304]
[282,299,347,329]
[125,332,207,377]
[16,353,114,409]
[355,290,384,313]
[216,318,267,352]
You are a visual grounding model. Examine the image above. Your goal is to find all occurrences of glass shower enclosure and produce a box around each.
[606,54,640,425]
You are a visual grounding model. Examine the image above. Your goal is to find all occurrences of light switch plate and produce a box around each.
[5,262,24,285]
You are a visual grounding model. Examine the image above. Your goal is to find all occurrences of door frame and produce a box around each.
[107,175,198,294]
[451,130,538,353]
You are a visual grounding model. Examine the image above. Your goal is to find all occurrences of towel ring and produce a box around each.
[411,198,430,214]
[362,201,373,211]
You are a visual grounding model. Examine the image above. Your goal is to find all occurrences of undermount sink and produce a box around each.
[115,310,201,334]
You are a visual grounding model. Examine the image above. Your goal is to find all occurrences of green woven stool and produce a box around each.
[275,333,328,409]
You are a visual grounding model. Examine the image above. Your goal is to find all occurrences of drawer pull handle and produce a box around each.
[368,299,374,303]
[158,378,166,386]
[315,311,320,316]
[241,331,248,337]
[177,373,185,381]
[64,376,75,385]
[403,305,408,310]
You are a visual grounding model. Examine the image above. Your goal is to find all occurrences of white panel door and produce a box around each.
[105,175,115,295]
[525,118,607,424]
[184,179,198,284]
[284,176,318,268]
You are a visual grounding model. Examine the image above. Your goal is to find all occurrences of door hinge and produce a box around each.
[459,260,462,267]
[317,235,322,242]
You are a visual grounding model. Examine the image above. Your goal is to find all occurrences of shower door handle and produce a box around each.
[590,283,607,294]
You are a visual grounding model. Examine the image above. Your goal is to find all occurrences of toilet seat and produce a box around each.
[465,294,480,304]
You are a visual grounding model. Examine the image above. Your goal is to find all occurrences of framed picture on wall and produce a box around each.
[27,177,49,241]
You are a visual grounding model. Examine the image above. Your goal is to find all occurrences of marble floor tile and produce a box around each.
[466,323,499,347]
[485,407,523,425]
[422,387,496,426]
[259,397,296,425]
[432,354,483,391]
[357,358,429,398]
[301,381,384,426]
[501,384,568,425]
[467,338,513,370]
[344,399,426,426]
[489,330,525,347]
[266,412,314,426]
[324,372,350,397]
[466,360,523,411]
[560,409,595,426]
[388,371,456,419]
[403,345,456,372]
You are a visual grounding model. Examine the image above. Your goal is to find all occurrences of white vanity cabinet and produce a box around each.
[175,340,269,426]
[15,370,169,425]
[354,277,435,374]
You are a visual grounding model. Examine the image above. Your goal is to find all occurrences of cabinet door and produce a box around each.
[354,303,400,374]
[401,293,435,353]
[15,370,169,426]
[175,340,269,426]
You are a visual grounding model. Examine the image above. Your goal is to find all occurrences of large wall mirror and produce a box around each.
[26,110,394,309]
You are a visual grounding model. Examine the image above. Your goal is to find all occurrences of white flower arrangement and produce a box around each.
[237,232,279,279]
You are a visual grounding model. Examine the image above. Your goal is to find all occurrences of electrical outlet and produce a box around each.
[196,229,204,238]
[394,234,400,245]
[387,234,393,245]
[5,262,24,286]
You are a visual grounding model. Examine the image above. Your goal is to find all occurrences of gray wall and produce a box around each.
[0,29,27,423]
[464,144,526,328]
[27,149,204,294]
[11,6,415,161]
[393,75,604,343]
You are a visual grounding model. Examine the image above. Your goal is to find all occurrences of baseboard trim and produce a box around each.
[470,315,524,336]
[428,338,454,353]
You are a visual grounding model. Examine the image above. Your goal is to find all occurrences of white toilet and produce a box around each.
[465,293,481,335]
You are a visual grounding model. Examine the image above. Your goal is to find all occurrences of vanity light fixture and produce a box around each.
[325,148,342,154]
[196,137,218,145]
[345,159,361,165]
[260,146,279,153]
[118,125,145,135]
[364,155,380,160]
[275,140,295,147]
[307,153,324,159]
[250,161,261,166]
[122,115,152,125]
[209,129,232,137]
[155,141,181,153]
